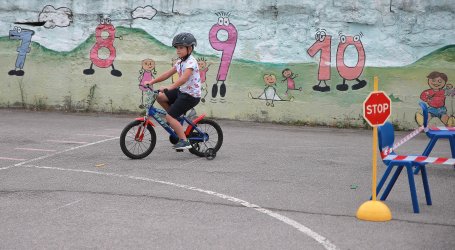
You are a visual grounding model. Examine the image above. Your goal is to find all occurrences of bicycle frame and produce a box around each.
[135,90,207,143]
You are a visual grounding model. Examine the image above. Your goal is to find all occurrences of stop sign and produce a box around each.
[363,91,392,126]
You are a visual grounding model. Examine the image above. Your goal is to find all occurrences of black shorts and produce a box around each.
[165,89,200,118]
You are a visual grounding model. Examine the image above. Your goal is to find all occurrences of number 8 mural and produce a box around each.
[307,29,367,92]
[83,15,122,77]
[209,11,238,102]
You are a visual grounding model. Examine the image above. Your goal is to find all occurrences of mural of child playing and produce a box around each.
[416,71,455,126]
[144,33,201,150]
[197,57,212,103]
[138,59,156,91]
[281,68,302,96]
[248,73,293,107]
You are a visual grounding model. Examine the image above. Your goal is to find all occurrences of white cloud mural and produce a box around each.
[131,6,157,20]
[38,5,73,29]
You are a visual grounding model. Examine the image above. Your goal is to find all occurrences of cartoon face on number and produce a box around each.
[338,33,362,46]
[96,15,114,35]
[314,29,327,42]
[217,12,230,26]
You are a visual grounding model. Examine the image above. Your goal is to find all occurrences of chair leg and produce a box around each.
[370,164,394,200]
[449,137,455,170]
[420,165,432,205]
[406,165,420,213]
[415,138,438,175]
[381,165,403,201]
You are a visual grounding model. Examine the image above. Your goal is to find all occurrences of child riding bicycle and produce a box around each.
[144,32,201,150]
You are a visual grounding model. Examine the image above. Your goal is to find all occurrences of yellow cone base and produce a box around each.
[356,200,392,222]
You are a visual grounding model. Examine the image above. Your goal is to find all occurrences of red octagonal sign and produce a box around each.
[363,91,392,127]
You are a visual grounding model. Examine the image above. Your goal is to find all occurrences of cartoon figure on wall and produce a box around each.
[307,29,331,92]
[83,15,122,77]
[209,11,238,103]
[8,26,34,76]
[281,68,302,96]
[248,74,292,107]
[415,71,455,126]
[307,30,367,92]
[335,32,367,91]
[197,57,212,103]
[138,59,156,91]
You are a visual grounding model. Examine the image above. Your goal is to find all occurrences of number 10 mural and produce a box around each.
[307,29,367,92]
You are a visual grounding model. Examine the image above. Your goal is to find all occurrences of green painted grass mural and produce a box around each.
[0,27,454,129]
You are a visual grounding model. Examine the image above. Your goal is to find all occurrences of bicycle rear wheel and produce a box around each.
[120,120,157,159]
[188,119,223,157]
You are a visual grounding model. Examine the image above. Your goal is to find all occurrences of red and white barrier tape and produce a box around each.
[382,154,455,165]
[381,126,424,157]
[380,125,455,165]
[429,126,455,131]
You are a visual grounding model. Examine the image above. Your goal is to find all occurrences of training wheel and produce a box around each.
[204,148,216,160]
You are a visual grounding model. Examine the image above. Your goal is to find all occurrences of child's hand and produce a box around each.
[144,80,154,86]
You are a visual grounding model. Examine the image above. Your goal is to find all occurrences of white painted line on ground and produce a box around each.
[0,157,27,161]
[15,147,57,152]
[22,164,337,250]
[75,134,117,138]
[52,199,83,211]
[0,137,119,171]
[47,140,88,144]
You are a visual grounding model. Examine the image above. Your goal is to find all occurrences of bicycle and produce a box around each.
[120,87,223,160]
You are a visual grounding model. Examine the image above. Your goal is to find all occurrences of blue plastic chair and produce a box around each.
[414,102,455,174]
[375,122,432,213]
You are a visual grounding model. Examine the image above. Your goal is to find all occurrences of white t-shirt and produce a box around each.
[174,55,201,98]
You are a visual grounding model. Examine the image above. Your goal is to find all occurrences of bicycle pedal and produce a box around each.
[176,149,184,152]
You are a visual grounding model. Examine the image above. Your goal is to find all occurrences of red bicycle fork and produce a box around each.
[134,118,155,142]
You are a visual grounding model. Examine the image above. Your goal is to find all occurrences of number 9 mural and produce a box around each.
[209,11,238,102]
[83,16,122,77]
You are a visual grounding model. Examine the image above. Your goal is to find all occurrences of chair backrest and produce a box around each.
[378,122,395,157]
[419,101,429,128]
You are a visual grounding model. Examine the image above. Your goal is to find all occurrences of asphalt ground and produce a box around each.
[0,109,454,250]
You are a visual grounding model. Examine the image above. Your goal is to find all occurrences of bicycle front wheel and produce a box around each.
[188,119,223,157]
[120,120,157,159]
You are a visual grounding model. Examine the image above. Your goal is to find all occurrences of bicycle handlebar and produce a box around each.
[141,84,168,94]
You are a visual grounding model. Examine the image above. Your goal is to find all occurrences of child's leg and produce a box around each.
[157,89,179,112]
[166,115,187,140]
[167,92,201,140]
[157,93,170,112]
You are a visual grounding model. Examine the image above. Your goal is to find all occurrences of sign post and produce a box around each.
[356,76,392,222]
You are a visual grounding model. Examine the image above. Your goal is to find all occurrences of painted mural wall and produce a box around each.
[0,0,454,129]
